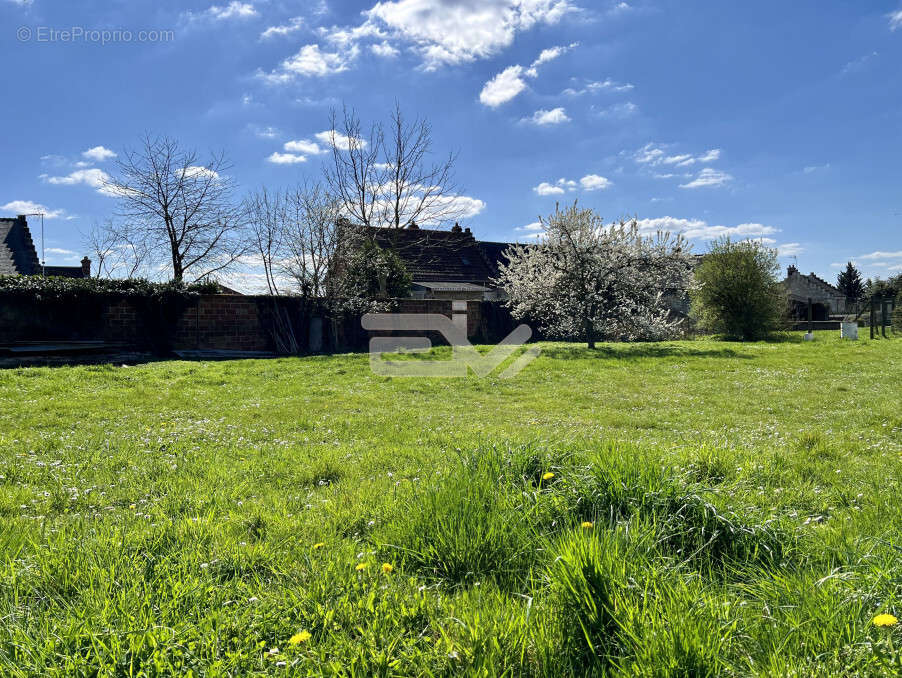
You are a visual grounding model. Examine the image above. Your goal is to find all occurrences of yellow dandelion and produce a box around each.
[313,542,325,550]
[289,630,311,645]
[542,472,555,481]
[129,504,137,510]
[873,613,898,627]
[382,563,394,573]
[581,521,594,529]
[355,562,368,571]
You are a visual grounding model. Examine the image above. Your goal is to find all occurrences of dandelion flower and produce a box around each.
[382,563,393,573]
[313,542,325,550]
[355,562,368,571]
[542,472,555,481]
[873,613,898,627]
[581,521,594,529]
[289,630,311,645]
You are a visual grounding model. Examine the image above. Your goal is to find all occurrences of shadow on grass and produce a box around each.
[540,343,754,361]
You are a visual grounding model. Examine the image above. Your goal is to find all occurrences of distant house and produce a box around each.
[783,265,847,319]
[1,215,91,278]
[370,223,514,300]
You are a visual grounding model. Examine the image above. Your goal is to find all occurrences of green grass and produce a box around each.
[1,334,901,676]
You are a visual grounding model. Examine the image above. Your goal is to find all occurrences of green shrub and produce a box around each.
[0,274,220,302]
[690,238,787,340]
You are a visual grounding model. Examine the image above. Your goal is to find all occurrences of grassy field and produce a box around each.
[1,335,901,676]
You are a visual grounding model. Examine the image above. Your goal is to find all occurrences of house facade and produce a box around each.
[369,223,513,300]
[783,265,848,319]
[1,215,91,278]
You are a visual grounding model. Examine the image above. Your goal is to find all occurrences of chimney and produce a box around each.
[787,264,798,277]
[81,256,92,277]
[408,221,419,230]
[464,227,471,234]
[451,222,462,233]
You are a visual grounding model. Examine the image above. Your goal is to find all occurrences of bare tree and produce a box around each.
[82,219,149,279]
[283,182,342,298]
[105,135,245,282]
[323,103,462,233]
[243,187,286,295]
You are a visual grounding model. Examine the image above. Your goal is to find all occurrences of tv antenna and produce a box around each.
[25,212,45,276]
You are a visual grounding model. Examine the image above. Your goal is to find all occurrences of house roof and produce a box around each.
[476,240,514,277]
[412,281,489,292]
[369,226,507,285]
[0,215,87,278]
[786,266,842,296]
[1,216,41,276]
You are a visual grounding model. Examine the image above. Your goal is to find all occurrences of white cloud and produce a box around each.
[481,42,577,108]
[803,163,830,174]
[516,221,543,232]
[207,2,257,20]
[579,174,611,191]
[82,145,117,162]
[184,1,257,23]
[889,10,902,31]
[184,166,220,181]
[1,200,65,219]
[563,78,634,96]
[524,107,570,125]
[365,0,577,68]
[856,250,902,261]
[679,168,733,189]
[283,139,327,155]
[534,174,610,195]
[428,194,486,221]
[261,44,356,81]
[595,101,638,119]
[841,51,878,75]
[43,168,111,192]
[533,182,566,196]
[260,17,304,39]
[479,65,527,107]
[696,148,721,163]
[251,125,281,139]
[370,41,400,57]
[524,41,577,75]
[777,242,804,257]
[634,143,721,168]
[314,130,367,151]
[637,217,778,240]
[267,152,307,165]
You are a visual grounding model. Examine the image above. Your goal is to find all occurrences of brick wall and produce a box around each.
[0,294,514,354]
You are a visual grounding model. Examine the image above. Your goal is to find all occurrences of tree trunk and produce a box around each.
[584,316,595,349]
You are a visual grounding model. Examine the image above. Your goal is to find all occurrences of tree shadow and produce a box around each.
[540,343,754,361]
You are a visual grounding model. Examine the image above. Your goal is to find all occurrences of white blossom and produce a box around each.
[495,202,694,347]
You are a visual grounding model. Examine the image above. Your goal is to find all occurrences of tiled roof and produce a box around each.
[476,240,514,278]
[0,216,87,278]
[0,216,41,276]
[370,226,509,285]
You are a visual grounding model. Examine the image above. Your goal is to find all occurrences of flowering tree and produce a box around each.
[495,203,694,348]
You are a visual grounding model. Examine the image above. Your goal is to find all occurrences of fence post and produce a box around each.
[870,298,876,340]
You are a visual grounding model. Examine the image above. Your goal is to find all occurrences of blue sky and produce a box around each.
[2,0,901,289]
